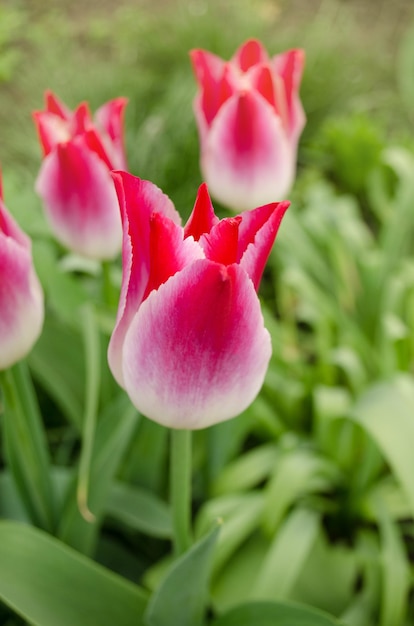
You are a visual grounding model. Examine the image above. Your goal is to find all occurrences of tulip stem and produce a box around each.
[170,428,192,557]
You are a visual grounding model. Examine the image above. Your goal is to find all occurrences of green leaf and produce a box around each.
[252,509,320,601]
[204,411,255,485]
[0,521,148,626]
[107,481,172,538]
[196,493,264,575]
[289,526,358,616]
[144,524,220,626]
[211,534,269,612]
[211,600,342,626]
[32,240,87,324]
[120,417,168,492]
[58,395,139,554]
[76,303,101,525]
[350,375,414,518]
[212,444,277,496]
[0,362,55,532]
[28,313,85,429]
[0,471,29,522]
[339,530,380,626]
[263,449,335,536]
[377,506,410,626]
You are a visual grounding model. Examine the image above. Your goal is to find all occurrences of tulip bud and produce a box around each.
[108,172,289,430]
[190,39,305,211]
[33,91,128,260]
[0,173,44,369]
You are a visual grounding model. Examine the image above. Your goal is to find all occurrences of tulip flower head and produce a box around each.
[33,91,128,260]
[108,172,289,430]
[0,173,44,369]
[191,39,305,211]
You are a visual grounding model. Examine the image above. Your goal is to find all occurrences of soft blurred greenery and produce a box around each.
[2,0,414,624]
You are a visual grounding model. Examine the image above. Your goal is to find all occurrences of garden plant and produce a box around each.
[1,0,414,625]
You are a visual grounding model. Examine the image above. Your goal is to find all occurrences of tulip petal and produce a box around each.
[71,102,93,135]
[108,173,180,386]
[239,200,290,291]
[122,259,272,429]
[233,39,269,72]
[0,219,43,369]
[184,183,219,241]
[202,90,294,210]
[82,128,115,170]
[248,64,276,108]
[191,49,226,84]
[95,98,128,170]
[35,137,122,260]
[0,197,30,250]
[273,49,306,139]
[45,90,71,119]
[199,217,241,265]
[190,50,235,128]
[248,64,289,131]
[144,212,204,299]
[32,112,71,157]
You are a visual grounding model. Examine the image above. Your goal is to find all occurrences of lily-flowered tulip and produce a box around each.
[190,39,305,211]
[108,171,289,430]
[0,174,44,369]
[33,91,127,260]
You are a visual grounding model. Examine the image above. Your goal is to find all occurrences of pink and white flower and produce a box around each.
[33,91,128,260]
[190,39,305,211]
[0,173,44,369]
[108,171,289,430]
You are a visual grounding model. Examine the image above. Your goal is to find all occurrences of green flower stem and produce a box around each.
[0,361,55,532]
[170,428,192,557]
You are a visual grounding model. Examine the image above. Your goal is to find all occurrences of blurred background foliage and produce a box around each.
[2,0,414,625]
[1,0,413,210]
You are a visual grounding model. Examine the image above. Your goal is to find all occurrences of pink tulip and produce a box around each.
[190,39,305,211]
[33,91,128,260]
[108,171,289,429]
[0,173,44,369]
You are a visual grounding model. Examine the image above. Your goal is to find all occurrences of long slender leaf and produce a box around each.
[107,481,172,538]
[252,509,320,601]
[211,600,342,626]
[0,521,148,626]
[144,524,220,626]
[350,375,414,517]
[212,444,277,496]
[263,449,334,535]
[377,505,410,626]
[0,362,55,531]
[28,313,85,429]
[58,394,139,554]
[196,493,264,575]
[77,303,101,523]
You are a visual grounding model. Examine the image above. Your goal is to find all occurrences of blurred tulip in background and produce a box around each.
[0,173,44,369]
[33,91,127,260]
[191,39,305,211]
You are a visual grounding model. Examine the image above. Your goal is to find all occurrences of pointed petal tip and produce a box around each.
[113,96,129,106]
[185,181,218,241]
[269,199,291,213]
[197,181,211,199]
[44,90,71,119]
